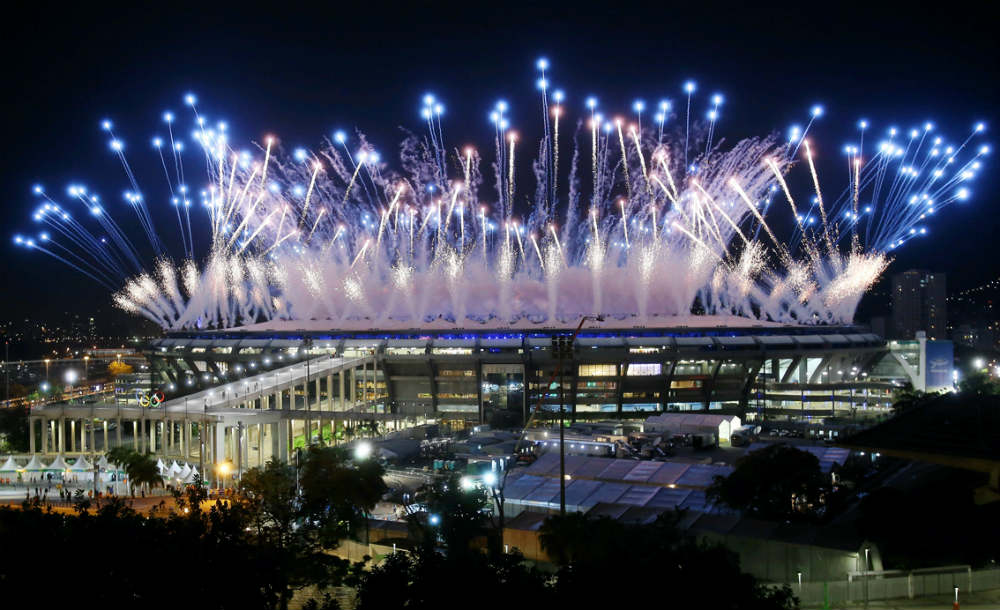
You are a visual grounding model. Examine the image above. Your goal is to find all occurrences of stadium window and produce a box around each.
[627,363,661,376]
[578,364,617,377]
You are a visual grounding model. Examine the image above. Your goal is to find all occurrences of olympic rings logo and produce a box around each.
[136,390,165,408]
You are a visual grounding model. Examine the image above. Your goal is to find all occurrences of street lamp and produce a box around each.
[354,441,372,461]
[216,461,232,491]
[550,314,604,516]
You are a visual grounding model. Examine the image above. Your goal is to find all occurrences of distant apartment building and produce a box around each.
[891,270,947,340]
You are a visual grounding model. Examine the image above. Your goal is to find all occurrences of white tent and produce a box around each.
[166,461,182,478]
[46,455,70,471]
[96,455,110,470]
[182,466,200,484]
[644,413,742,443]
[0,456,20,472]
[178,463,192,480]
[156,458,167,474]
[23,455,48,471]
[69,456,92,472]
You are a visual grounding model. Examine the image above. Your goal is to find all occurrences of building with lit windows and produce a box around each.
[142,319,952,427]
[891,270,947,340]
[24,319,953,473]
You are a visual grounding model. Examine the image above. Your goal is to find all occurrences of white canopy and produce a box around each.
[23,455,48,471]
[96,455,110,470]
[69,456,92,471]
[0,456,20,472]
[156,458,167,474]
[182,466,200,484]
[178,464,192,480]
[166,461,182,478]
[46,455,70,471]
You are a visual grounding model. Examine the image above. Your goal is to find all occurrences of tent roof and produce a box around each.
[23,455,48,471]
[46,455,70,470]
[0,456,20,471]
[69,456,92,471]
[69,455,93,472]
[645,413,741,430]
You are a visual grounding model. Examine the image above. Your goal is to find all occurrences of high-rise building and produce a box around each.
[891,270,947,339]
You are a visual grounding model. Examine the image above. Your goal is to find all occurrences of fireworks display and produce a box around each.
[14,61,990,330]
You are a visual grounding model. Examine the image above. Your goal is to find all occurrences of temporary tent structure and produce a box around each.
[22,455,49,482]
[166,461,182,478]
[643,413,742,443]
[182,466,201,485]
[46,455,70,471]
[69,455,92,472]
[67,456,92,481]
[23,455,47,471]
[0,456,20,472]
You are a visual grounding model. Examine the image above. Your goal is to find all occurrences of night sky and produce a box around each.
[3,4,996,326]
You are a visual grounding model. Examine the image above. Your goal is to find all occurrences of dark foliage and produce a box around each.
[708,443,828,521]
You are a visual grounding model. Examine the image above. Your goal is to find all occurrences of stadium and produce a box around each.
[142,316,949,431]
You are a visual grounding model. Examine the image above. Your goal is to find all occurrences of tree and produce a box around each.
[297,446,387,545]
[958,371,1000,396]
[240,459,299,547]
[0,487,313,609]
[240,458,349,610]
[106,447,162,496]
[410,474,490,556]
[891,381,937,413]
[539,512,798,609]
[708,443,828,521]
[0,404,29,452]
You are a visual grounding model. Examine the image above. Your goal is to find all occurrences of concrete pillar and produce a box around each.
[214,423,226,463]
[70,419,77,453]
[58,417,66,454]
[326,374,334,410]
[258,423,264,466]
[40,418,47,454]
[184,420,191,459]
[276,420,289,462]
[304,381,312,445]
[103,421,108,454]
[29,417,36,454]
[90,418,96,456]
[339,371,345,411]
[350,368,357,407]
[372,356,377,406]
[132,420,138,451]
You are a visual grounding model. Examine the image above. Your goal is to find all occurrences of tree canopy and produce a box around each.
[105,446,162,495]
[708,443,828,521]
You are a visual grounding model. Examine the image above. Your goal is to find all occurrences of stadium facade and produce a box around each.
[24,319,953,476]
[143,320,953,428]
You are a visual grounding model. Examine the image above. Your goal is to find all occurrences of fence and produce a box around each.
[781,565,1000,607]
